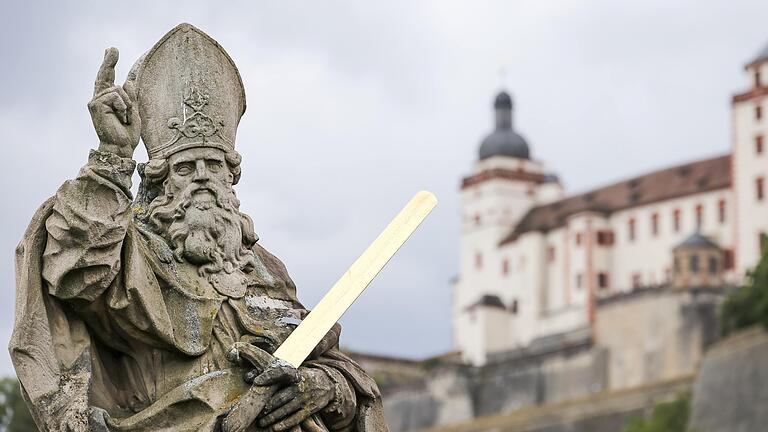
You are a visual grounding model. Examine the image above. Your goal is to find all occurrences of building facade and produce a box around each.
[453,44,768,366]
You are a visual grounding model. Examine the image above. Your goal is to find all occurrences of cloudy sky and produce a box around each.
[1,1,767,375]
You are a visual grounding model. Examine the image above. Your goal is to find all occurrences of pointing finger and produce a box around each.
[94,47,119,97]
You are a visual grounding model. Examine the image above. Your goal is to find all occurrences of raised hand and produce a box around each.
[88,47,141,158]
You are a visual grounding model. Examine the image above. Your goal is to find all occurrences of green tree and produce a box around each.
[721,238,768,336]
[622,392,691,432]
[0,377,38,432]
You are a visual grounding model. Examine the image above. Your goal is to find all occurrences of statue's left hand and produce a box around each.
[256,368,335,431]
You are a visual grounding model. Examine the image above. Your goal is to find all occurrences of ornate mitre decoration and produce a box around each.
[134,23,246,159]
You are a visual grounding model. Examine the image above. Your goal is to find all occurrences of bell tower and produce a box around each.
[453,90,562,365]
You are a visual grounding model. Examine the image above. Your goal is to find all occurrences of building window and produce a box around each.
[695,204,704,228]
[576,273,583,289]
[757,70,763,88]
[757,105,763,120]
[761,233,768,254]
[510,299,519,314]
[708,257,718,275]
[673,209,681,232]
[757,135,765,155]
[718,199,726,223]
[548,246,556,263]
[725,249,735,270]
[597,272,609,290]
[690,255,700,273]
[628,218,636,242]
[475,252,483,270]
[651,213,659,236]
[757,177,765,201]
[474,213,481,225]
[575,233,582,246]
[596,230,615,246]
[632,273,642,289]
[502,258,510,276]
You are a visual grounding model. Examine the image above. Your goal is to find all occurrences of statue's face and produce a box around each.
[166,147,233,197]
[146,146,257,275]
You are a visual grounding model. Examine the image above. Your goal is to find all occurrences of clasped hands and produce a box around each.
[223,342,335,432]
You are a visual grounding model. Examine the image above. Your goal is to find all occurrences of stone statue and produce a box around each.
[9,24,389,432]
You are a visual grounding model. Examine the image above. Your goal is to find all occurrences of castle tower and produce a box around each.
[732,42,768,278]
[453,91,562,365]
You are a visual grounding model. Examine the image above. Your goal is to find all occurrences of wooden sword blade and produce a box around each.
[272,191,438,367]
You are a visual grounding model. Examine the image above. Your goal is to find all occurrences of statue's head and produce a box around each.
[139,146,257,276]
[132,24,257,276]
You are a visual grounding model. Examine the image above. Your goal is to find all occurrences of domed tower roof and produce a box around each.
[478,90,530,160]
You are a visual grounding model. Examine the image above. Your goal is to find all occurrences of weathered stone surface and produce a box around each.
[9,23,388,432]
[690,326,768,432]
[420,376,692,432]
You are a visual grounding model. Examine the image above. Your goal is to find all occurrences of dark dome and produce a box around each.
[494,91,512,109]
[479,90,530,160]
[479,130,530,159]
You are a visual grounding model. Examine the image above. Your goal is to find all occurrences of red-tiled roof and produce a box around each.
[500,155,731,245]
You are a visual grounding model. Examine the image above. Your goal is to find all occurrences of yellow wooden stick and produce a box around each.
[273,191,438,367]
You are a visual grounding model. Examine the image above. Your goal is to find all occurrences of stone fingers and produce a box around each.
[222,384,278,432]
[258,396,305,428]
[89,87,132,125]
[228,341,274,371]
[94,47,119,97]
[262,386,298,413]
[251,362,300,386]
[272,409,313,432]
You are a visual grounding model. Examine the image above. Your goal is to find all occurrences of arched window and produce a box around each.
[690,255,700,273]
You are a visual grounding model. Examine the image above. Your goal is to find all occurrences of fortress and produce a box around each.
[453,42,768,366]
[353,41,768,432]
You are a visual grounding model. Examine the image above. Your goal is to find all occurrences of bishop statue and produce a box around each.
[10,24,392,432]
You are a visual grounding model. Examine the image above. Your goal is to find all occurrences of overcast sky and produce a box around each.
[1,1,767,376]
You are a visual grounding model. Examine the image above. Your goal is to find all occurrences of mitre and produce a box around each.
[133,23,246,160]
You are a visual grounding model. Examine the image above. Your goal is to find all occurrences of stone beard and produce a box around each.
[9,23,389,432]
[143,156,258,277]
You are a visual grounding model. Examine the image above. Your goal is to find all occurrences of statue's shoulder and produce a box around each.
[250,242,290,278]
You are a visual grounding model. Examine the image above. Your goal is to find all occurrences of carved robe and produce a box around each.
[10,150,388,432]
